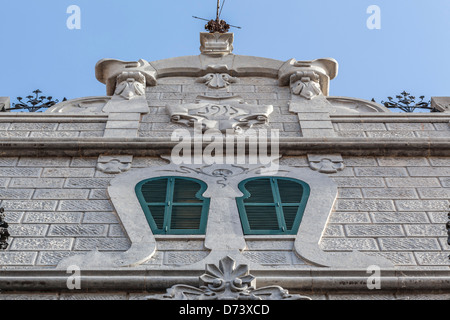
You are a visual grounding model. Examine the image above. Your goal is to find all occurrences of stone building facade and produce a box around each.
[0,32,448,300]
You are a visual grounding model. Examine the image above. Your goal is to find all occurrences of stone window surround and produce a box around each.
[57,160,393,270]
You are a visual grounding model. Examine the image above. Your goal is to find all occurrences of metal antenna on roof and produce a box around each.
[193,0,241,33]
[218,0,225,20]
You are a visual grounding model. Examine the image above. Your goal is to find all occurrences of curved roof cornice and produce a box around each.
[95,33,338,97]
[96,54,338,96]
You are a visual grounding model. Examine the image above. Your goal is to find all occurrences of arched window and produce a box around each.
[237,177,310,235]
[136,177,210,235]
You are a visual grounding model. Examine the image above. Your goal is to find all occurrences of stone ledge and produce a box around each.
[331,113,450,121]
[0,137,448,157]
[0,269,449,292]
[0,114,108,122]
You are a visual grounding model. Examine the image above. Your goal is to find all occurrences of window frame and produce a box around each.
[236,177,310,235]
[135,176,210,235]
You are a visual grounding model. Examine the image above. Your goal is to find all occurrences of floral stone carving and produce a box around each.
[196,73,239,89]
[290,71,323,100]
[148,256,311,300]
[114,71,146,100]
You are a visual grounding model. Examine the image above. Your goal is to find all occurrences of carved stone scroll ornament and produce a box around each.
[308,154,345,174]
[290,71,323,100]
[114,71,146,100]
[148,256,311,300]
[167,97,273,133]
[97,155,133,174]
[196,73,239,89]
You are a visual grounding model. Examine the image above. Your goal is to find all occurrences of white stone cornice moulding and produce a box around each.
[148,54,285,79]
[2,269,450,293]
[0,138,450,157]
[326,97,390,114]
[57,161,393,270]
[94,54,337,88]
[46,96,111,114]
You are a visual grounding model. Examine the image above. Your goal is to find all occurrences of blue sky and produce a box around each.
[1,0,450,105]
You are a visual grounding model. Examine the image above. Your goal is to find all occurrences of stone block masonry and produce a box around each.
[0,156,130,267]
[0,115,107,138]
[322,156,450,266]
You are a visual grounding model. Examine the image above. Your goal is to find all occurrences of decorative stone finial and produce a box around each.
[200,32,234,56]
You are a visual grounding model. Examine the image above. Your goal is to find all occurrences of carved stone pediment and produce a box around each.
[167,96,273,133]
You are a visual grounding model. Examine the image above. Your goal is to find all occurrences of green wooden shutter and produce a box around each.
[136,177,210,235]
[237,177,310,235]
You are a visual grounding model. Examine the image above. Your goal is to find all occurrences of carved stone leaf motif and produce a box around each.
[167,98,273,133]
[114,71,146,100]
[196,73,239,89]
[290,71,322,100]
[148,256,311,300]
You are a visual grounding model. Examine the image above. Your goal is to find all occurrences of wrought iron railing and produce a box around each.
[1,89,66,113]
[373,91,438,113]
